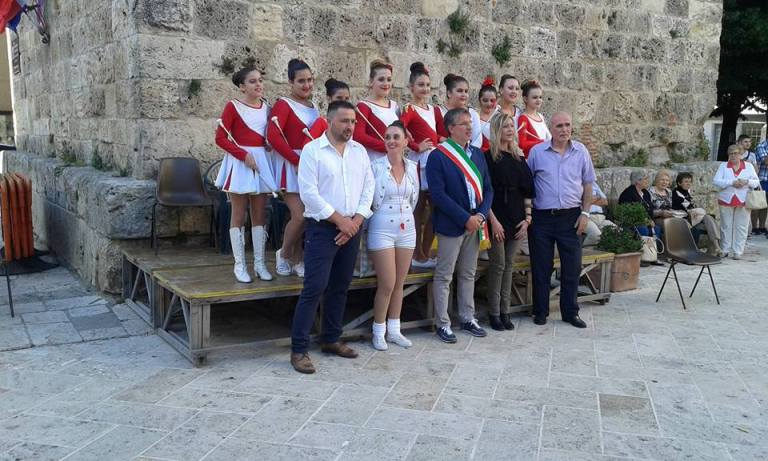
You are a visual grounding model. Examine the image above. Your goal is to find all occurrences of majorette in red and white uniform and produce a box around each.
[267,97,320,193]
[438,104,484,151]
[401,103,446,190]
[517,113,552,158]
[214,99,276,194]
[354,99,400,162]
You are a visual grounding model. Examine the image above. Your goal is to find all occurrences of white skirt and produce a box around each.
[273,149,300,193]
[215,146,276,195]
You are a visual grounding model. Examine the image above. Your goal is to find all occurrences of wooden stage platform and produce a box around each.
[122,247,614,365]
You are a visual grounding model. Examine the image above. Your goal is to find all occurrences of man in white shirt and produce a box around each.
[290,100,375,374]
[583,181,616,246]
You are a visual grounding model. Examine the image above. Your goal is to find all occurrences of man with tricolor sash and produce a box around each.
[426,108,494,343]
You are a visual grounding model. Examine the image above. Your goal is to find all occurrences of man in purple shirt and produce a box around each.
[527,112,596,328]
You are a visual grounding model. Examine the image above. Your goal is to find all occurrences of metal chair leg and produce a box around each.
[655,262,674,303]
[3,261,13,318]
[689,266,706,298]
[670,263,687,310]
[706,265,720,305]
[152,202,158,256]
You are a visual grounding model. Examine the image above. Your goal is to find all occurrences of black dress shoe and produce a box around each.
[533,316,547,325]
[650,260,665,266]
[489,315,505,331]
[563,316,587,328]
[500,313,515,330]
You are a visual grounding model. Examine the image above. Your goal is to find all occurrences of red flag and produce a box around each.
[1,0,22,32]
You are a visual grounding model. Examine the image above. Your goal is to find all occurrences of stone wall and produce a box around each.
[4,0,724,292]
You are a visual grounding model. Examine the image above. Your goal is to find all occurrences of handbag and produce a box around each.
[746,184,767,210]
[640,235,662,262]
[687,208,706,227]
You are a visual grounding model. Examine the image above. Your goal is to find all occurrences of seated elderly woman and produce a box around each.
[671,172,721,256]
[649,170,688,226]
[618,170,663,238]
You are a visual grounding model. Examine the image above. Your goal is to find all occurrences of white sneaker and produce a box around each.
[275,248,292,276]
[386,332,412,348]
[292,261,305,278]
[372,334,388,351]
[733,253,742,260]
[412,258,436,269]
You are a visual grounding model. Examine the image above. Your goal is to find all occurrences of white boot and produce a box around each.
[251,226,273,281]
[372,321,388,351]
[386,318,412,348]
[229,228,252,283]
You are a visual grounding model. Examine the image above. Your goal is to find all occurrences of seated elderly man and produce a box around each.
[582,181,616,246]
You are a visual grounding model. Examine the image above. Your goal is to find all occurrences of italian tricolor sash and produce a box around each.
[436,139,490,246]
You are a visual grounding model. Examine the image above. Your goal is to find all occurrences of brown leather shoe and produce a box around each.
[320,342,358,358]
[290,352,316,374]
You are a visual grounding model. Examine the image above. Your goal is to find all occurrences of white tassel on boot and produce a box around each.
[251,226,273,281]
[229,227,252,283]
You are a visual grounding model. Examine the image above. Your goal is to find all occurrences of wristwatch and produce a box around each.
[580,211,590,218]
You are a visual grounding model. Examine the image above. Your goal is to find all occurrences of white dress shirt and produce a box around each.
[298,133,375,221]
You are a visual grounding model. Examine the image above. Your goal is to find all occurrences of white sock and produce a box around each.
[372,321,386,337]
[386,318,401,336]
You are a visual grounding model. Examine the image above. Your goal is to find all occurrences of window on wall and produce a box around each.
[741,123,766,142]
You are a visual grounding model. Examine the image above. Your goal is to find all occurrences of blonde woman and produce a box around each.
[368,121,420,350]
[714,144,760,259]
[483,112,535,331]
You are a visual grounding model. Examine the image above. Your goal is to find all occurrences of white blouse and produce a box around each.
[712,161,759,205]
[370,156,419,212]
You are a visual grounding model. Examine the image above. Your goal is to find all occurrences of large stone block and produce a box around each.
[377,15,414,50]
[626,37,667,62]
[250,4,284,42]
[524,27,557,59]
[421,0,458,17]
[137,35,227,79]
[140,0,193,32]
[192,0,249,40]
[665,0,689,17]
[556,5,586,27]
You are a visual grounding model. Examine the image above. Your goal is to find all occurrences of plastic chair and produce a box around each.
[150,158,216,255]
[655,218,721,310]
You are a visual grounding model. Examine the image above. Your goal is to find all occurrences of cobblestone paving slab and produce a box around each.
[0,241,766,459]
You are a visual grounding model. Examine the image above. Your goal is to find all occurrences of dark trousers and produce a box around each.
[529,208,582,320]
[291,219,361,353]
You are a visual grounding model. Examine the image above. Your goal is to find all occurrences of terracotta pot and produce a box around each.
[609,252,642,292]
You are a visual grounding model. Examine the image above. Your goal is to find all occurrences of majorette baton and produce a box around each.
[216,119,279,197]
[354,104,386,143]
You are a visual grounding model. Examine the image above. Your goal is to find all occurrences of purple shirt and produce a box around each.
[527,140,596,210]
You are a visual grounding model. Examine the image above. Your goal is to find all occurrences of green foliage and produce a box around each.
[606,141,626,152]
[447,8,470,35]
[491,34,512,66]
[447,40,462,58]
[90,150,107,171]
[436,39,448,54]
[695,137,711,160]
[714,0,768,159]
[613,202,650,228]
[188,79,202,98]
[60,149,81,166]
[622,148,648,167]
[597,226,643,254]
[216,56,236,75]
[118,168,129,177]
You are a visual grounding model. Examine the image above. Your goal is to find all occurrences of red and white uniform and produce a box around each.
[354,100,400,162]
[401,103,446,190]
[517,113,552,158]
[267,97,320,193]
[214,100,276,194]
[438,105,484,150]
[478,116,492,152]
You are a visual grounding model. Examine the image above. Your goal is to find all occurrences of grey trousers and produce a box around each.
[486,238,523,316]
[433,231,480,328]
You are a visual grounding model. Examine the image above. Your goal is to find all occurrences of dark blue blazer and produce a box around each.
[425,143,494,237]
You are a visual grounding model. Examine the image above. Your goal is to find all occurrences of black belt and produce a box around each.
[533,207,580,215]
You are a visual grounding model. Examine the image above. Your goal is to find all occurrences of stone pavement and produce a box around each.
[0,238,767,460]
[0,266,152,351]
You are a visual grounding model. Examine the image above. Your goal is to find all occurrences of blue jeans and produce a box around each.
[529,208,582,320]
[636,225,662,238]
[291,219,361,353]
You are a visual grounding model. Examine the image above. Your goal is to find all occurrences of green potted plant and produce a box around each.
[597,202,647,292]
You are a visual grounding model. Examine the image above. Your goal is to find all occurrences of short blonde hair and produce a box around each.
[653,169,671,188]
[727,144,743,156]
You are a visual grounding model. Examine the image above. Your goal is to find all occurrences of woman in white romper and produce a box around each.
[368,121,419,351]
[215,67,277,283]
